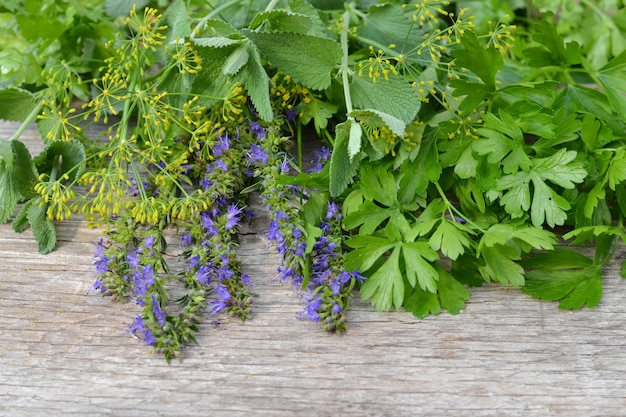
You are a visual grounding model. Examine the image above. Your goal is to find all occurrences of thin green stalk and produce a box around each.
[340,7,355,116]
[9,101,43,142]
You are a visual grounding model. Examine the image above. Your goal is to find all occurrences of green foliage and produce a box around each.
[2,0,626,358]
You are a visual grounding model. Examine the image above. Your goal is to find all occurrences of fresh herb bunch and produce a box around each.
[1,0,626,361]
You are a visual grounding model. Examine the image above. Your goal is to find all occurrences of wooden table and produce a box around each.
[1,121,626,416]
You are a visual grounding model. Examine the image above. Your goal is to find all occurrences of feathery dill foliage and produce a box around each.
[3,0,626,361]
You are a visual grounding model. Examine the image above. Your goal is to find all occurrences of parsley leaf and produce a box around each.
[496,149,587,227]
[521,249,602,310]
[359,245,404,311]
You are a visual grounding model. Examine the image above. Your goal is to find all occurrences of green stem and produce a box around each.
[9,101,43,142]
[264,0,281,13]
[340,7,355,117]
[192,0,243,38]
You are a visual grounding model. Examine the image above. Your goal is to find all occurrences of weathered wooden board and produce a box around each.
[1,121,626,417]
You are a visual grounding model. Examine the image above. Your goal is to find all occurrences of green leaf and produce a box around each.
[358,3,421,53]
[348,119,363,160]
[0,88,36,122]
[344,235,397,272]
[437,266,469,315]
[223,43,250,75]
[429,219,473,260]
[0,140,17,223]
[249,10,312,33]
[26,197,57,254]
[403,285,441,318]
[522,249,602,310]
[360,245,404,311]
[243,30,341,90]
[350,108,406,138]
[452,31,503,94]
[343,200,392,235]
[238,45,273,122]
[34,140,85,184]
[358,161,397,207]
[474,110,531,173]
[349,74,420,125]
[329,121,359,197]
[479,244,525,286]
[401,242,439,293]
[162,0,192,39]
[11,139,39,200]
[104,0,149,18]
[479,223,556,253]
[523,18,582,67]
[300,96,338,133]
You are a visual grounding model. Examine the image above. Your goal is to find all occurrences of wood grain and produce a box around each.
[1,121,626,417]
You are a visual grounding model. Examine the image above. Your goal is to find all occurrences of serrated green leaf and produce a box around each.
[300,96,338,133]
[596,49,626,119]
[11,139,39,200]
[360,245,404,311]
[359,161,396,207]
[343,200,391,235]
[344,235,396,272]
[223,43,250,75]
[0,88,36,122]
[479,244,525,286]
[437,265,469,315]
[243,30,341,90]
[358,3,421,54]
[479,223,556,253]
[350,108,406,138]
[238,45,272,122]
[349,75,420,125]
[27,197,57,254]
[0,141,17,223]
[12,198,35,233]
[607,149,626,190]
[524,18,582,67]
[191,37,242,49]
[347,120,363,160]
[521,249,602,309]
[329,121,359,197]
[429,219,473,260]
[404,285,441,318]
[452,31,502,93]
[402,242,439,293]
[249,10,312,33]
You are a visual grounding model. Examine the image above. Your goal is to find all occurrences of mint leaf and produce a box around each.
[26,197,57,254]
[350,72,421,125]
[0,88,36,122]
[11,139,39,199]
[360,245,404,311]
[522,249,602,310]
[238,45,272,122]
[0,140,17,223]
[329,121,359,197]
[350,108,406,139]
[357,3,420,54]
[11,198,34,233]
[249,10,312,33]
[243,30,341,90]
[223,42,250,75]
